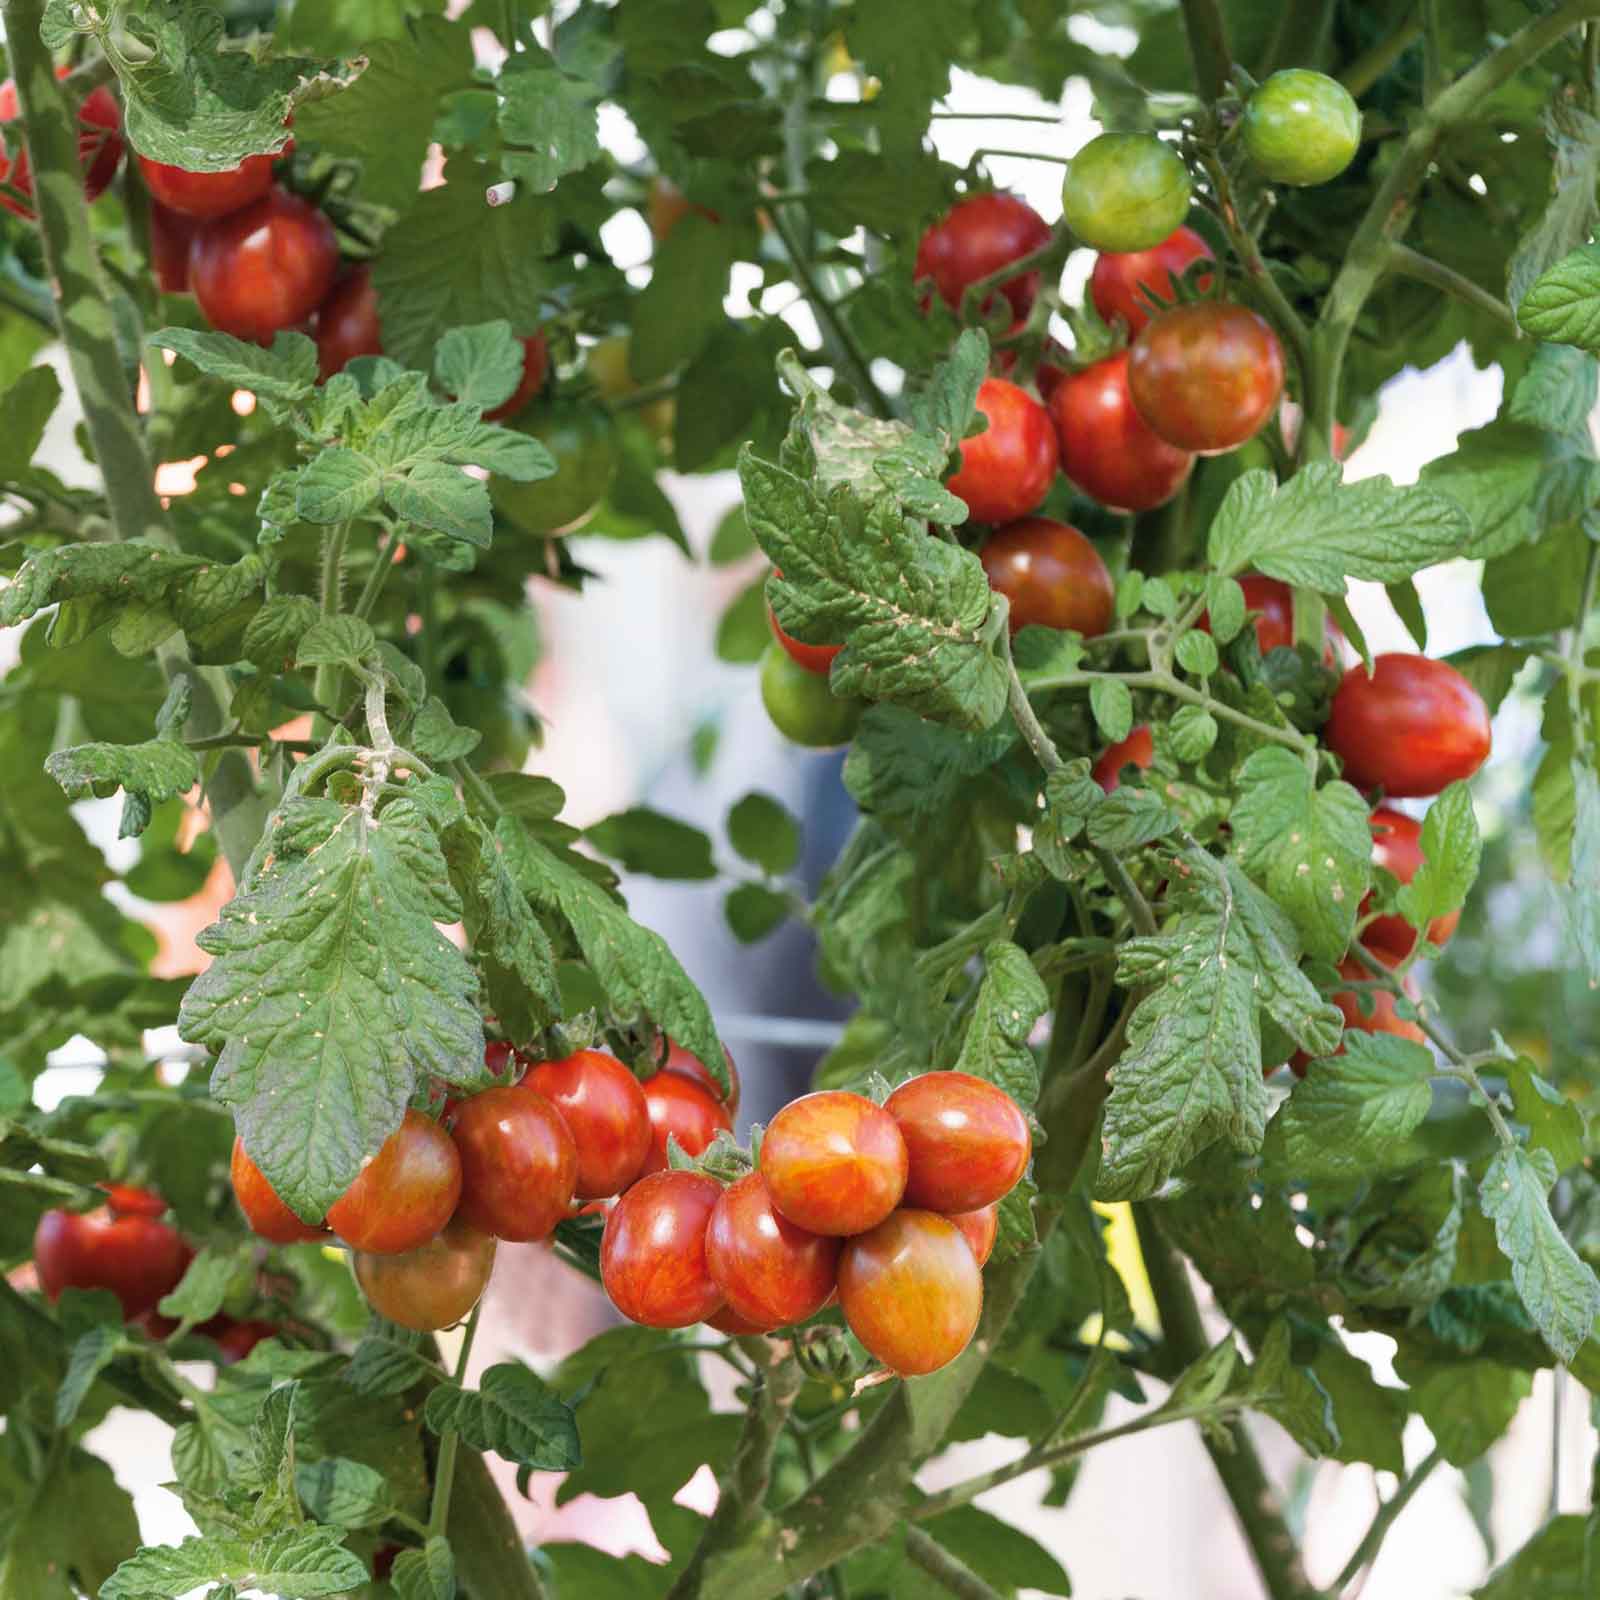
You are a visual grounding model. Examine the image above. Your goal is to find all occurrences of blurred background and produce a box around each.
[3,9,1590,1599]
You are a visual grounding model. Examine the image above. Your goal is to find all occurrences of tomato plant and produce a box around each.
[6,4,1600,1597]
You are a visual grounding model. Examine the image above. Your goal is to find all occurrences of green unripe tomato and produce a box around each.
[490,399,619,535]
[587,335,676,446]
[759,641,861,749]
[1060,133,1192,253]
[1242,70,1361,187]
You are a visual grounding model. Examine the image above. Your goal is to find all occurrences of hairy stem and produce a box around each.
[1386,244,1517,330]
[1178,0,1234,100]
[904,1528,1004,1600]
[427,1301,483,1541]
[1134,1205,1321,1600]
[1331,1446,1445,1591]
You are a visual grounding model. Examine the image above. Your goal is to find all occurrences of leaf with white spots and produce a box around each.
[952,941,1047,1106]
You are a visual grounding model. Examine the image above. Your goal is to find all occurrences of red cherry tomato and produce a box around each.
[139,151,275,219]
[1048,350,1193,514]
[1333,952,1426,1047]
[483,1038,528,1078]
[1092,724,1154,794]
[1089,226,1214,335]
[884,1072,1032,1214]
[704,1172,840,1330]
[1199,575,1341,662]
[704,1303,771,1337]
[212,1318,281,1364]
[648,176,720,242]
[314,265,382,380]
[149,201,198,294]
[759,1090,908,1237]
[1325,654,1491,798]
[1128,302,1285,454]
[768,599,841,677]
[946,378,1059,525]
[326,1109,462,1255]
[354,1216,497,1332]
[231,1138,327,1244]
[838,1209,983,1377]
[980,518,1114,637]
[1363,806,1462,957]
[189,186,338,345]
[949,1205,999,1267]
[100,1183,169,1220]
[0,70,122,220]
[483,335,550,423]
[450,1086,576,1242]
[600,1169,725,1328]
[914,193,1053,322]
[639,1071,734,1178]
[522,1049,651,1200]
[33,1205,189,1321]
[663,1039,742,1116]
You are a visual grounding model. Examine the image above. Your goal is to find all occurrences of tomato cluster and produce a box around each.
[0,69,124,220]
[229,1040,739,1333]
[31,1183,277,1360]
[600,1072,1030,1378]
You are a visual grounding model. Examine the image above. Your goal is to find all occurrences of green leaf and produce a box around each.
[631,214,739,384]
[407,697,482,763]
[44,737,199,823]
[157,1245,256,1334]
[1229,748,1372,962]
[242,595,321,673]
[1099,855,1342,1200]
[293,15,471,211]
[295,448,386,525]
[1394,781,1481,942]
[0,1444,139,1599]
[915,1505,1071,1597]
[110,2,312,169]
[178,796,484,1218]
[1508,341,1599,435]
[1262,1033,1436,1181]
[1084,786,1178,852]
[1175,630,1218,678]
[1509,102,1600,313]
[99,1530,368,1600]
[584,808,717,881]
[1088,676,1133,743]
[1248,1319,1337,1457]
[498,45,601,191]
[423,1363,580,1471]
[150,329,319,419]
[1475,1516,1590,1599]
[1558,762,1600,988]
[726,792,801,876]
[433,322,525,414]
[953,942,1047,1107]
[1518,242,1600,350]
[1447,644,1532,715]
[724,882,791,942]
[54,1322,120,1429]
[391,1537,456,1600]
[1168,703,1219,763]
[1309,1337,1406,1473]
[1484,523,1591,636]
[742,451,1007,732]
[0,364,61,481]
[296,615,377,672]
[709,506,756,565]
[0,541,207,631]
[501,821,724,1077]
[1206,575,1246,644]
[294,1457,394,1530]
[714,575,768,664]
[1478,1145,1600,1363]
[1207,465,1473,586]
[1404,1359,1532,1467]
[1507,1058,1587,1173]
[345,1334,441,1397]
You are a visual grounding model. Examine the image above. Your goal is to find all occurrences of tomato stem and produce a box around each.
[1176,0,1234,103]
[1385,244,1517,331]
[903,1527,1005,1600]
[425,1298,483,1542]
[1340,13,1426,99]
[1332,1444,1446,1591]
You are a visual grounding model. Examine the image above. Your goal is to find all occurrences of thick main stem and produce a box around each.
[1178,0,1234,101]
[1134,1205,1322,1600]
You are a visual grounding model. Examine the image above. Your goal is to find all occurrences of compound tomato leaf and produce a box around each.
[423,1364,580,1471]
[1506,1058,1587,1173]
[433,321,524,414]
[151,329,319,419]
[391,1537,456,1600]
[952,941,1046,1107]
[1518,241,1600,351]
[294,1457,394,1531]
[497,46,602,192]
[1247,1319,1337,1458]
[1229,748,1372,962]
[178,796,485,1219]
[1479,1145,1600,1363]
[44,738,199,830]
[1395,781,1482,941]
[1401,1358,1532,1467]
[99,1530,368,1600]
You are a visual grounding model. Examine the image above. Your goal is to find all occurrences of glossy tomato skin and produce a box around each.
[639,1071,734,1179]
[149,202,198,294]
[760,1090,909,1237]
[1092,724,1154,793]
[483,334,550,423]
[314,265,382,380]
[326,1109,462,1255]
[1061,133,1191,253]
[1333,953,1425,1047]
[1364,806,1462,956]
[663,1039,741,1117]
[600,1169,725,1328]
[490,400,618,535]
[190,187,338,345]
[979,518,1114,637]
[768,599,841,677]
[949,1205,999,1267]
[522,1049,651,1200]
[231,1137,327,1244]
[1129,302,1286,454]
[101,1183,168,1220]
[450,1086,576,1242]
[139,151,276,218]
[705,1302,771,1337]
[838,1210,983,1377]
[705,1172,840,1330]
[1325,654,1491,798]
[213,1319,281,1363]
[1089,226,1214,335]
[946,378,1058,525]
[914,193,1052,321]
[0,72,123,219]
[354,1216,497,1332]
[760,641,862,749]
[884,1072,1032,1214]
[1243,70,1362,188]
[1048,351,1194,514]
[33,1205,189,1321]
